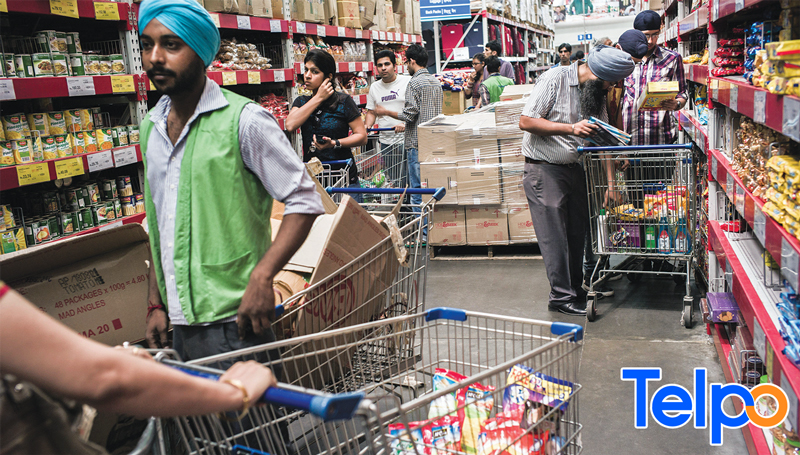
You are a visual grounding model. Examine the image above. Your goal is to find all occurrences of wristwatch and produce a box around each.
[334,139,341,149]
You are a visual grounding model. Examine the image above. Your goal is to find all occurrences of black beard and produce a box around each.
[147,57,206,96]
[579,78,606,120]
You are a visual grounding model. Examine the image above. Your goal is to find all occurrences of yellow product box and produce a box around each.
[1,205,14,231]
[766,40,800,60]
[96,128,114,150]
[636,81,679,111]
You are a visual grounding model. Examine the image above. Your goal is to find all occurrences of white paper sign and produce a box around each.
[348,62,356,73]
[317,25,326,37]
[784,96,800,141]
[296,22,306,34]
[274,70,285,82]
[693,12,699,30]
[752,318,766,361]
[237,15,251,29]
[735,183,745,216]
[754,205,766,245]
[99,220,123,232]
[730,84,738,112]
[87,150,113,172]
[113,146,137,167]
[270,20,281,33]
[711,155,718,181]
[0,79,16,101]
[754,91,767,124]
[338,26,345,37]
[372,30,379,40]
[782,372,799,432]
[735,0,744,11]
[380,31,386,40]
[66,76,96,97]
[782,236,800,291]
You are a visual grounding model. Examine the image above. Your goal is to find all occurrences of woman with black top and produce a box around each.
[285,49,368,199]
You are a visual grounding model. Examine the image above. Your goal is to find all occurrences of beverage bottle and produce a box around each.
[658,216,672,253]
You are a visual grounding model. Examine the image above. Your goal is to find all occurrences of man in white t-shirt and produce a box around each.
[366,50,411,182]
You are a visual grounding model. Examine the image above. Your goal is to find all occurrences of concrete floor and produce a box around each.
[426,256,749,455]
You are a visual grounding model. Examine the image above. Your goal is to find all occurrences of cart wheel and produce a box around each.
[587,298,597,322]
[682,297,693,328]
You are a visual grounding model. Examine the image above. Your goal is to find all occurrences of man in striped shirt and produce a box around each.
[519,46,634,316]
[620,10,688,145]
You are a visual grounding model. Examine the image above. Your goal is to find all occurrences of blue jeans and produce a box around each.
[407,147,427,238]
[348,181,363,203]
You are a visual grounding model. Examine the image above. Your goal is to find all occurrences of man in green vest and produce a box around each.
[138,0,324,364]
[479,56,516,105]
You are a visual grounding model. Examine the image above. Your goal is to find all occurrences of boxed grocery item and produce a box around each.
[455,113,499,165]
[506,203,536,243]
[421,161,458,203]
[386,2,396,31]
[337,0,360,28]
[204,0,240,12]
[272,0,286,17]
[0,224,149,346]
[251,0,273,16]
[443,90,467,115]
[499,84,535,101]
[359,0,375,28]
[371,0,387,29]
[393,13,403,32]
[501,162,526,203]
[466,205,509,245]
[636,81,680,111]
[456,164,501,205]
[430,204,466,246]
[418,114,468,162]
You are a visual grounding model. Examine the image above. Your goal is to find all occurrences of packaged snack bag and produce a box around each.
[428,368,467,420]
[503,364,575,414]
[458,382,495,454]
[389,422,428,455]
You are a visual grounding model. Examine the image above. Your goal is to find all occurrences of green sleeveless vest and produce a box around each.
[140,88,273,324]
[482,74,515,104]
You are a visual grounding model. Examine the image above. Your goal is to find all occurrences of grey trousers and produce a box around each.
[524,161,589,306]
[173,322,280,373]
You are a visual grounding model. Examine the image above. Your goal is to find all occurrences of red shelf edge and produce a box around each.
[4,0,130,23]
[3,74,141,101]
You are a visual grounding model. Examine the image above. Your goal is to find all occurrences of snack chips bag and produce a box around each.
[389,422,428,455]
[430,415,461,454]
[428,368,467,420]
[503,365,575,414]
[458,382,495,454]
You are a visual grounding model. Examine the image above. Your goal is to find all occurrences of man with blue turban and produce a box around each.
[518,46,634,316]
[138,0,324,372]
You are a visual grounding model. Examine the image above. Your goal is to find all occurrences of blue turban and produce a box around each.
[587,46,635,82]
[138,0,220,67]
[617,29,648,59]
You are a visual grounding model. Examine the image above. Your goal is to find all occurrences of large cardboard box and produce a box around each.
[498,137,524,163]
[205,0,239,12]
[456,164,501,205]
[371,0,387,30]
[499,84,535,101]
[386,2,396,31]
[412,0,421,34]
[338,0,360,28]
[418,114,468,162]
[494,99,527,137]
[323,0,338,24]
[506,203,536,243]
[0,224,149,346]
[272,0,286,17]
[359,0,375,28]
[430,205,467,246]
[466,205,509,245]
[421,161,458,203]
[392,0,413,34]
[443,90,467,115]
[501,162,526,204]
[293,0,325,23]
[393,12,403,32]
[454,113,499,165]
[251,0,272,16]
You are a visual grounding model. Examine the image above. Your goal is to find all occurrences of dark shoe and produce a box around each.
[548,302,588,316]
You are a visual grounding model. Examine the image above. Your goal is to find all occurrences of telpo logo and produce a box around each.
[621,367,789,445]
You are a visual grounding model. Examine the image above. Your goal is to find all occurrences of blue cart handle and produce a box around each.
[326,186,447,201]
[368,127,396,132]
[577,143,693,153]
[304,158,355,167]
[163,361,364,422]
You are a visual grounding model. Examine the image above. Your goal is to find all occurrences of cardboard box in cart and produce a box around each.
[0,224,149,346]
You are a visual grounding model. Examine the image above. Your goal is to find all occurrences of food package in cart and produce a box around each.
[388,422,429,454]
[458,382,495,454]
[635,81,679,111]
[478,410,549,455]
[503,364,575,413]
[428,368,468,419]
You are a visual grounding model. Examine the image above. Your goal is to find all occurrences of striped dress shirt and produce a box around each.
[145,78,324,326]
[398,69,443,150]
[621,46,687,145]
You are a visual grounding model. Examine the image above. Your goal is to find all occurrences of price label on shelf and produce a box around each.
[348,62,356,73]
[0,79,15,101]
[0,0,7,13]
[752,318,766,362]
[50,0,79,19]
[711,155,718,181]
[372,30,379,40]
[735,183,745,215]
[754,91,767,124]
[710,79,718,101]
[94,2,120,20]
[113,146,137,168]
[110,75,135,93]
[735,0,744,11]
[782,372,799,432]
[274,70,285,83]
[712,0,719,20]
[16,163,50,186]
[729,85,738,112]
[784,96,800,141]
[210,13,221,28]
[270,20,281,33]
[379,31,386,40]
[317,25,326,37]
[54,157,84,179]
[99,220,123,232]
[338,26,346,37]
[782,236,800,291]
[693,12,698,30]
[296,22,306,34]
[725,178,733,203]
[222,71,237,85]
[86,150,113,172]
[754,205,766,245]
[725,258,733,292]
[247,71,261,84]
[237,15,251,30]
[66,76,96,97]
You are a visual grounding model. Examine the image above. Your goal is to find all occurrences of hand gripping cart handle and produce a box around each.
[325,186,448,202]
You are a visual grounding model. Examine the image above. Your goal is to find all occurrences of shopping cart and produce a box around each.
[150,307,583,455]
[579,143,697,327]
[269,188,445,348]
[306,158,354,203]
[355,128,408,205]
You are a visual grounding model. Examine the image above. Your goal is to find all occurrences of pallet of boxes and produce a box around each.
[421,93,537,251]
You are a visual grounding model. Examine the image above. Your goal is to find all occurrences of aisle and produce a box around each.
[426,258,748,454]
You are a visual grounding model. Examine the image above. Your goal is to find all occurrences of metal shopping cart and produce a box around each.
[143,307,583,455]
[306,158,354,203]
[356,128,408,205]
[579,143,697,327]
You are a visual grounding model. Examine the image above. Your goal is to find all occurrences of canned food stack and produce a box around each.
[0,109,140,167]
[0,205,26,255]
[1,30,127,78]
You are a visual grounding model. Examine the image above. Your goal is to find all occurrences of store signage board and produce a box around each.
[66,76,96,97]
[729,85,738,113]
[87,150,113,172]
[94,2,120,20]
[784,96,800,142]
[222,71,237,85]
[451,47,470,60]
[55,157,84,179]
[113,146,137,168]
[0,80,15,101]
[782,372,799,432]
[754,205,766,245]
[50,0,79,18]
[237,15,252,29]
[420,0,471,21]
[274,70,285,82]
[270,20,282,33]
[752,318,766,363]
[17,163,50,186]
[754,91,767,124]
[782,236,800,291]
[110,75,135,93]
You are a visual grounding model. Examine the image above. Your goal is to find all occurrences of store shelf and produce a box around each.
[0,145,142,192]
[206,68,294,85]
[661,0,680,17]
[472,10,554,36]
[504,56,529,62]
[715,0,772,22]
[679,6,708,36]
[664,23,679,42]
[709,76,787,140]
[676,109,708,152]
[3,0,133,28]
[370,30,423,43]
[29,212,147,251]
[205,12,290,33]
[0,74,142,101]
[708,323,772,454]
[291,22,373,40]
[293,61,372,74]
[529,65,551,72]
[686,63,708,85]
